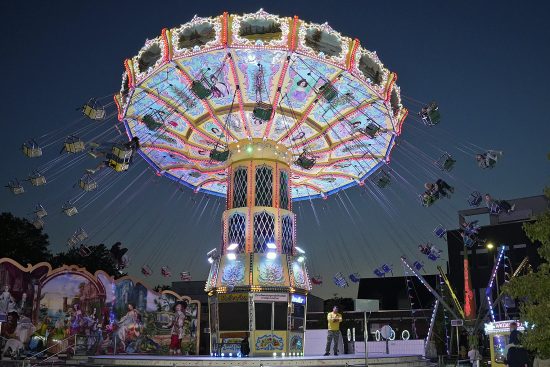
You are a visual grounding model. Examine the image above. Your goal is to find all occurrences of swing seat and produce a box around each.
[413,261,424,271]
[320,82,338,102]
[210,149,230,162]
[9,184,24,195]
[142,114,163,131]
[30,174,47,186]
[112,145,133,160]
[22,142,42,158]
[253,103,273,121]
[79,175,97,191]
[108,158,130,172]
[141,265,153,276]
[374,268,385,277]
[63,205,78,217]
[161,267,171,277]
[436,153,456,171]
[420,194,437,207]
[433,225,447,239]
[82,104,106,120]
[65,138,85,153]
[363,122,381,138]
[295,153,316,170]
[349,273,361,283]
[427,253,438,261]
[35,207,47,219]
[464,236,475,248]
[381,264,392,273]
[191,80,212,99]
[73,228,88,242]
[467,191,483,207]
[180,272,192,281]
[420,102,440,126]
[376,175,391,188]
[32,218,44,230]
[78,244,92,257]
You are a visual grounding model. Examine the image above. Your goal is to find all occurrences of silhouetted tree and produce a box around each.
[51,243,124,278]
[0,212,52,265]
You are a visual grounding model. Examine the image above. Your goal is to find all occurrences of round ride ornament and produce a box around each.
[115,9,407,356]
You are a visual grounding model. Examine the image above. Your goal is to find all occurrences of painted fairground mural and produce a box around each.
[0,258,200,360]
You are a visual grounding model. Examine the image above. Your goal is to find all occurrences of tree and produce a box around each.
[50,243,124,278]
[0,212,52,264]
[504,186,550,358]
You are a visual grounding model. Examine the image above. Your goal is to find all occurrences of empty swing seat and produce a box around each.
[63,205,78,217]
[32,218,44,230]
[374,268,385,277]
[295,152,316,170]
[64,137,85,153]
[437,153,456,171]
[30,174,47,186]
[320,82,338,102]
[191,80,212,99]
[83,103,106,120]
[363,122,381,138]
[35,206,48,219]
[433,225,447,239]
[22,141,42,158]
[78,244,92,257]
[210,149,230,162]
[79,175,97,191]
[9,183,24,195]
[253,103,273,121]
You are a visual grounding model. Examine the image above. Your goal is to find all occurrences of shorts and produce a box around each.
[170,334,181,349]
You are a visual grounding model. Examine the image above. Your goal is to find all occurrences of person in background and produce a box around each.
[504,330,529,367]
[468,346,481,366]
[240,334,250,357]
[324,305,342,356]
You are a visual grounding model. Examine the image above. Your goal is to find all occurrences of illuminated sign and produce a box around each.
[484,320,526,334]
[291,294,305,304]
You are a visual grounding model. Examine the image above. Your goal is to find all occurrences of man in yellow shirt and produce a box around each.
[324,305,342,356]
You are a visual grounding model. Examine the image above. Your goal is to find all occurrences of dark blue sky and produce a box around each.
[1,1,549,299]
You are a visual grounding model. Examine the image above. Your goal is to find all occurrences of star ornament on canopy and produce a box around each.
[114,9,408,200]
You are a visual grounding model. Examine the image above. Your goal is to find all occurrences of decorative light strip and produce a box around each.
[385,73,397,102]
[290,16,299,51]
[347,39,360,72]
[425,299,439,350]
[161,28,172,62]
[485,246,506,322]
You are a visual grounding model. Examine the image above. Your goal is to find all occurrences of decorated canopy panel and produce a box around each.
[116,10,407,200]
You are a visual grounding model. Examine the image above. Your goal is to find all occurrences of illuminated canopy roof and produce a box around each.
[115,9,408,200]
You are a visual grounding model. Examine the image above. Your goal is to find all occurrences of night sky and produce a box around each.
[1,1,549,300]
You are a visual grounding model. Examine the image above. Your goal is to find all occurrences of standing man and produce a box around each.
[324,305,342,356]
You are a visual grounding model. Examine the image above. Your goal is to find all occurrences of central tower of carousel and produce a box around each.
[115,9,407,356]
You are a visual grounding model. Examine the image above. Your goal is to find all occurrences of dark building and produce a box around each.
[446,195,548,320]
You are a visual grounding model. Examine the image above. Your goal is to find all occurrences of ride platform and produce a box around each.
[75,353,434,367]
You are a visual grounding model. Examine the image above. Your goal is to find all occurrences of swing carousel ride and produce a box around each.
[9,11,509,347]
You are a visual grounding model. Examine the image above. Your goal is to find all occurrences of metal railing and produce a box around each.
[20,334,75,367]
